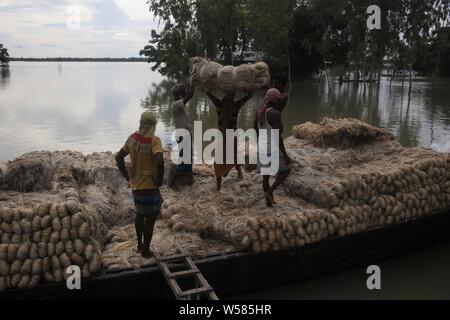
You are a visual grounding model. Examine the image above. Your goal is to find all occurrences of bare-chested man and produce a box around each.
[207,91,253,191]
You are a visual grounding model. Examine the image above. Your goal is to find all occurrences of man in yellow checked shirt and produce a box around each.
[115,111,164,258]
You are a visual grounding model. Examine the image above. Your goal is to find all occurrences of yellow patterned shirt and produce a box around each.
[122,132,163,191]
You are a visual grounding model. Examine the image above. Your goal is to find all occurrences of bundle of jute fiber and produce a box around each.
[60,184,108,245]
[189,56,207,85]
[253,62,270,90]
[189,57,271,93]
[217,66,235,92]
[162,200,212,234]
[4,152,55,192]
[0,200,103,292]
[241,210,331,253]
[293,118,395,149]
[234,64,255,91]
[0,162,7,187]
[202,215,249,246]
[198,60,223,92]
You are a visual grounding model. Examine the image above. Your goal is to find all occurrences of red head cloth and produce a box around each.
[264,88,282,103]
[258,88,282,126]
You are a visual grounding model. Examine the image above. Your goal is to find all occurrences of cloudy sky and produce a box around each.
[0,0,159,58]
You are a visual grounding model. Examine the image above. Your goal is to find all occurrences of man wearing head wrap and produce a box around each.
[115,111,165,258]
[254,88,291,207]
[168,83,194,190]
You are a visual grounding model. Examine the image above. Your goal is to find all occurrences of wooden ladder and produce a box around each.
[154,250,219,300]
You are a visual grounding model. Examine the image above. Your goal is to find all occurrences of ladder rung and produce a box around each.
[154,248,219,300]
[159,253,187,262]
[179,286,213,298]
[169,268,200,279]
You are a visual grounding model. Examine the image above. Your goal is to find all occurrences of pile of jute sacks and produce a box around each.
[241,157,449,253]
[0,198,102,292]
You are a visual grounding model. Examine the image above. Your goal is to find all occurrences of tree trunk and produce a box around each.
[408,64,413,100]
[287,48,293,98]
[377,62,382,89]
[325,68,332,95]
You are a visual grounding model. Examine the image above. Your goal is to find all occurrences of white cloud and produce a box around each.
[0,0,157,58]
[114,0,151,20]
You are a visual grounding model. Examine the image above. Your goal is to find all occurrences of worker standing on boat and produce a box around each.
[207,91,253,191]
[168,83,195,190]
[115,111,164,258]
[255,88,291,207]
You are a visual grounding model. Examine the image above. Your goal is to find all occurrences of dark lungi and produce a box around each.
[132,189,163,216]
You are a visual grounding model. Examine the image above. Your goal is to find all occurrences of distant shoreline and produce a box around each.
[9,57,147,62]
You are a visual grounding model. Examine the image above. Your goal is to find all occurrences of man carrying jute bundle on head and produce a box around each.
[168,83,194,190]
[115,111,164,258]
[255,88,291,207]
[207,91,253,191]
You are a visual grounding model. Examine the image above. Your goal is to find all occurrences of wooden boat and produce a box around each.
[1,209,450,300]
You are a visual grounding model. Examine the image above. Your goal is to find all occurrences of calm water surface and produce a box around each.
[1,62,449,161]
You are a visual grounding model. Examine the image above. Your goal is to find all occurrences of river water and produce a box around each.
[1,62,449,161]
[0,62,449,299]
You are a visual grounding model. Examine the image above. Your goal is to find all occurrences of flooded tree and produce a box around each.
[0,44,9,66]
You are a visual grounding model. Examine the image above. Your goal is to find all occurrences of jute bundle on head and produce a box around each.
[217,66,235,92]
[235,64,255,91]
[189,57,271,94]
[199,61,222,92]
[252,62,270,90]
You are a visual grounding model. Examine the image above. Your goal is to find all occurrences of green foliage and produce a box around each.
[141,0,450,79]
[141,0,295,79]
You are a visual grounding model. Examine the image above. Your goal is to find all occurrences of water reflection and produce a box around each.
[0,66,10,88]
[0,62,448,161]
[141,76,450,152]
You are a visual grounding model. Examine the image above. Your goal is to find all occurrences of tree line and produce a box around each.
[140,0,450,80]
[9,57,146,62]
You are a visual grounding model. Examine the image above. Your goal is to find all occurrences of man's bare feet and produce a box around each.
[141,249,154,259]
[136,243,143,253]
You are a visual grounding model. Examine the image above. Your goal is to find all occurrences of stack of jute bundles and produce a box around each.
[240,159,449,253]
[325,158,450,237]
[287,119,450,240]
[0,199,102,292]
[189,57,270,93]
[241,210,330,253]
